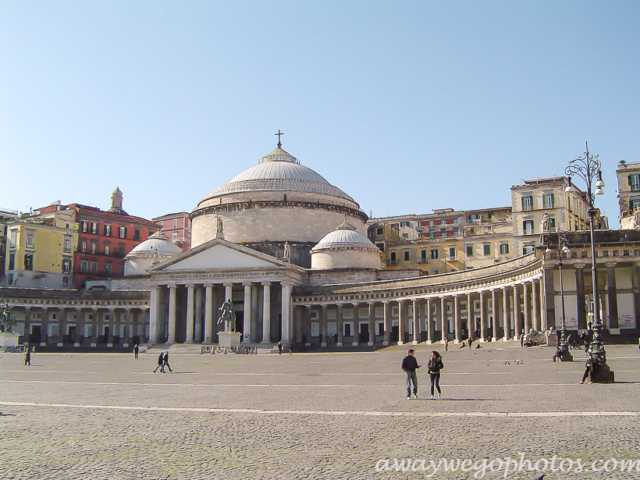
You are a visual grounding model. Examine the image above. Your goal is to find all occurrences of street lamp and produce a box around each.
[545,230,573,361]
[565,142,612,380]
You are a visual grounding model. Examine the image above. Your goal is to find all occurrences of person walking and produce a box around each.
[24,346,31,366]
[163,352,172,372]
[401,348,421,399]
[427,351,444,399]
[153,352,165,373]
[444,338,449,352]
[133,344,139,359]
[288,343,292,355]
[278,341,282,355]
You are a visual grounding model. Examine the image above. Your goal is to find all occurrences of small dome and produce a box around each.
[126,231,182,258]
[199,146,355,203]
[311,220,380,252]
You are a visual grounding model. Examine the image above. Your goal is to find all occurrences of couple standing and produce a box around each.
[401,349,443,400]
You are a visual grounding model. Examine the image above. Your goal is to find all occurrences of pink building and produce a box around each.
[152,212,191,252]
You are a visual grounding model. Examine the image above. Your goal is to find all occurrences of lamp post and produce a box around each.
[565,142,612,380]
[546,230,573,361]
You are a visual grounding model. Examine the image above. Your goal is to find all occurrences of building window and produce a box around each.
[118,244,125,257]
[81,221,88,233]
[62,259,72,274]
[430,249,439,259]
[119,226,126,238]
[523,220,534,235]
[376,243,385,252]
[173,219,178,228]
[24,254,33,271]
[521,196,534,211]
[376,227,383,235]
[26,230,35,248]
[134,228,141,241]
[499,244,509,254]
[629,174,640,191]
[90,261,98,274]
[420,250,427,262]
[390,252,397,264]
[9,229,17,248]
[466,245,473,257]
[104,263,112,276]
[483,244,491,256]
[468,214,480,223]
[449,247,456,260]
[403,251,410,261]
[91,222,98,234]
[90,241,97,254]
[523,245,535,255]
[63,236,72,253]
[104,243,110,256]
[80,260,88,273]
[549,217,556,230]
[8,252,15,270]
[62,276,69,287]
[81,240,87,253]
[104,224,112,236]
[7,273,14,285]
[542,193,555,209]
[630,199,640,211]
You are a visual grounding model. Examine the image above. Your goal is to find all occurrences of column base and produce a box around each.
[57,343,63,347]
[91,343,96,347]
[397,341,404,345]
[491,338,498,342]
[305,343,311,347]
[426,340,432,345]
[321,342,327,347]
[352,342,359,346]
[123,343,129,348]
[260,340,271,345]
[503,337,509,342]
[383,341,389,346]
[336,342,342,347]
[412,341,419,345]
[185,340,194,344]
[74,343,80,347]
[40,343,46,347]
[368,342,374,346]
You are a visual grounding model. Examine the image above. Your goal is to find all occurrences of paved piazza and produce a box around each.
[1,344,640,479]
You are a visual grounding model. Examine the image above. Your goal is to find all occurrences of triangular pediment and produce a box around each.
[150,238,289,272]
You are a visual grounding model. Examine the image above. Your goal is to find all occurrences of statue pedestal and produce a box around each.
[0,332,20,348]
[218,331,242,348]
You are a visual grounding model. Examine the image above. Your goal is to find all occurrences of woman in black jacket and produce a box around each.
[427,351,444,399]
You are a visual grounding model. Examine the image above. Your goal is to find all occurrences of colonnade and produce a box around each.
[293,278,545,346]
[148,279,293,345]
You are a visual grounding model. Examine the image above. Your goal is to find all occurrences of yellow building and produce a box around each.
[511,176,589,256]
[3,216,79,289]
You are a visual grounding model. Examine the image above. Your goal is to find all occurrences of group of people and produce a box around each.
[153,352,173,373]
[401,349,444,400]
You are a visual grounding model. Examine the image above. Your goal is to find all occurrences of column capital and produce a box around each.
[242,281,252,287]
[261,281,271,287]
[574,264,586,270]
[605,262,617,269]
[204,282,213,288]
[186,283,195,289]
[223,282,234,288]
[167,282,177,289]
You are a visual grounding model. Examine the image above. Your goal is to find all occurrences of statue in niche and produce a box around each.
[216,217,224,234]
[283,242,291,261]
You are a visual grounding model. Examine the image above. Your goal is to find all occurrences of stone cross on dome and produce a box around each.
[275,129,284,148]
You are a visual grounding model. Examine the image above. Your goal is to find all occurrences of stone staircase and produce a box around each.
[144,343,277,355]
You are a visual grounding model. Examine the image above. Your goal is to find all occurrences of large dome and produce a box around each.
[127,231,182,258]
[199,147,355,204]
[310,220,382,270]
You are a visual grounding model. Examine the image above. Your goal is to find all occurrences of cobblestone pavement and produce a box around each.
[1,343,639,479]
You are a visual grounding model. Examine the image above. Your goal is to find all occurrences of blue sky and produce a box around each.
[1,1,638,227]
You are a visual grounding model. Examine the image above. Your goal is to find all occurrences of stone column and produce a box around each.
[382,301,390,346]
[454,295,462,343]
[251,285,260,343]
[368,302,376,345]
[352,302,360,346]
[514,284,523,340]
[502,287,510,341]
[203,284,213,344]
[337,304,344,346]
[426,298,434,344]
[261,282,271,344]
[524,282,532,335]
[243,282,252,342]
[411,300,419,344]
[467,293,474,340]
[185,283,195,343]
[440,297,448,344]
[532,281,541,332]
[224,283,233,302]
[606,263,619,330]
[90,308,99,347]
[23,307,32,345]
[56,308,66,347]
[491,290,499,342]
[480,291,487,341]
[107,307,115,346]
[397,300,405,345]
[167,283,177,344]
[194,286,203,343]
[575,266,587,330]
[281,281,292,344]
[149,285,160,344]
[320,304,328,347]
[634,265,640,330]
